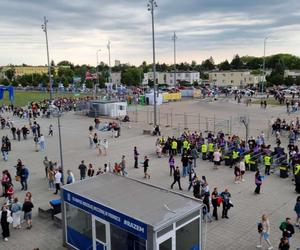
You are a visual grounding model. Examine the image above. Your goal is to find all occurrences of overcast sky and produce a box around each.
[0,0,300,66]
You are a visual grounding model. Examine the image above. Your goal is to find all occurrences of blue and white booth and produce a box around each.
[62,174,203,250]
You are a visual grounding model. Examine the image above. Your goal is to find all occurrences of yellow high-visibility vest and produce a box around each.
[264,156,271,166]
[232,151,239,159]
[295,164,300,175]
[244,154,250,164]
[201,144,207,153]
[171,141,177,150]
[208,143,214,152]
[183,140,189,149]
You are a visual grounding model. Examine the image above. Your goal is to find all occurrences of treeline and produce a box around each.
[1,53,300,87]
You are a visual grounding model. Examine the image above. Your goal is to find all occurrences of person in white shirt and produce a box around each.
[239,160,246,182]
[39,134,45,152]
[101,139,108,156]
[54,169,62,195]
[213,149,221,169]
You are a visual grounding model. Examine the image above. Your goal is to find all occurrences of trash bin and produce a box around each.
[224,154,232,166]
[249,160,257,172]
[279,166,288,178]
[50,199,61,219]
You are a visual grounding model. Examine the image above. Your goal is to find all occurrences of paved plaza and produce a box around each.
[0,98,300,250]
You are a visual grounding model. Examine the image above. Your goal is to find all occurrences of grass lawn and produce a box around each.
[0,91,88,107]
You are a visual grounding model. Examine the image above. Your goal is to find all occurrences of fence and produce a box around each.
[127,107,233,135]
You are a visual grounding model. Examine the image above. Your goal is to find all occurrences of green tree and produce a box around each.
[230,54,244,69]
[0,78,10,86]
[121,67,142,86]
[219,60,231,70]
[5,68,15,81]
[201,57,215,71]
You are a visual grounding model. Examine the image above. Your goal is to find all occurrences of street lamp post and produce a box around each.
[148,0,158,126]
[41,16,52,101]
[107,41,112,88]
[172,32,177,86]
[53,110,64,184]
[95,49,101,99]
[262,37,269,94]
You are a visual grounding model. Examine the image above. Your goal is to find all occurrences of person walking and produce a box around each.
[43,156,50,179]
[20,165,29,191]
[279,218,295,244]
[22,197,34,229]
[168,155,175,176]
[190,146,199,168]
[211,187,220,220]
[171,166,182,190]
[47,165,55,190]
[38,134,45,152]
[11,197,22,229]
[221,188,231,219]
[0,205,11,241]
[48,124,53,136]
[66,170,75,184]
[78,160,87,180]
[101,139,108,156]
[143,156,150,179]
[134,146,139,168]
[188,169,196,191]
[257,214,273,249]
[120,155,127,176]
[254,170,263,194]
[239,159,246,182]
[181,153,189,178]
[294,196,300,227]
[53,169,62,195]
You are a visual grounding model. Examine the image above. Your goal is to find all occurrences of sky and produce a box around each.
[0,0,300,66]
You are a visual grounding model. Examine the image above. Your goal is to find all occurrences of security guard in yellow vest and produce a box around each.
[244,153,251,171]
[183,139,189,153]
[231,150,239,167]
[201,143,207,160]
[264,155,272,175]
[171,140,177,156]
[295,164,300,193]
[208,142,214,161]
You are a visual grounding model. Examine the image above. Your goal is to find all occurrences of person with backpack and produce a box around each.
[279,218,295,244]
[256,214,273,249]
[221,188,231,219]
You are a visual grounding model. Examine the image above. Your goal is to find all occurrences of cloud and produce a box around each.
[0,0,299,66]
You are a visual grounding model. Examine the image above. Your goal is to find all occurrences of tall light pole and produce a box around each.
[53,110,64,184]
[107,41,112,89]
[172,32,177,86]
[41,16,52,101]
[95,49,101,99]
[148,0,158,126]
[262,36,269,94]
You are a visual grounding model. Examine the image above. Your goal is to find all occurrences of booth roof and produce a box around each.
[62,173,202,230]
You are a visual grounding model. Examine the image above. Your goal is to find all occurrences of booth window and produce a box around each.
[176,218,199,250]
[66,203,93,249]
[110,223,146,250]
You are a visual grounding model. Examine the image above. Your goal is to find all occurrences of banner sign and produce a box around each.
[63,189,147,240]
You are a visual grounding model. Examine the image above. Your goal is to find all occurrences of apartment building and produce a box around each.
[284,70,300,79]
[111,72,121,86]
[144,71,200,86]
[208,70,263,87]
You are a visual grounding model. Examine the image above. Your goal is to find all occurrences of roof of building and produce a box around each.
[63,173,202,230]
